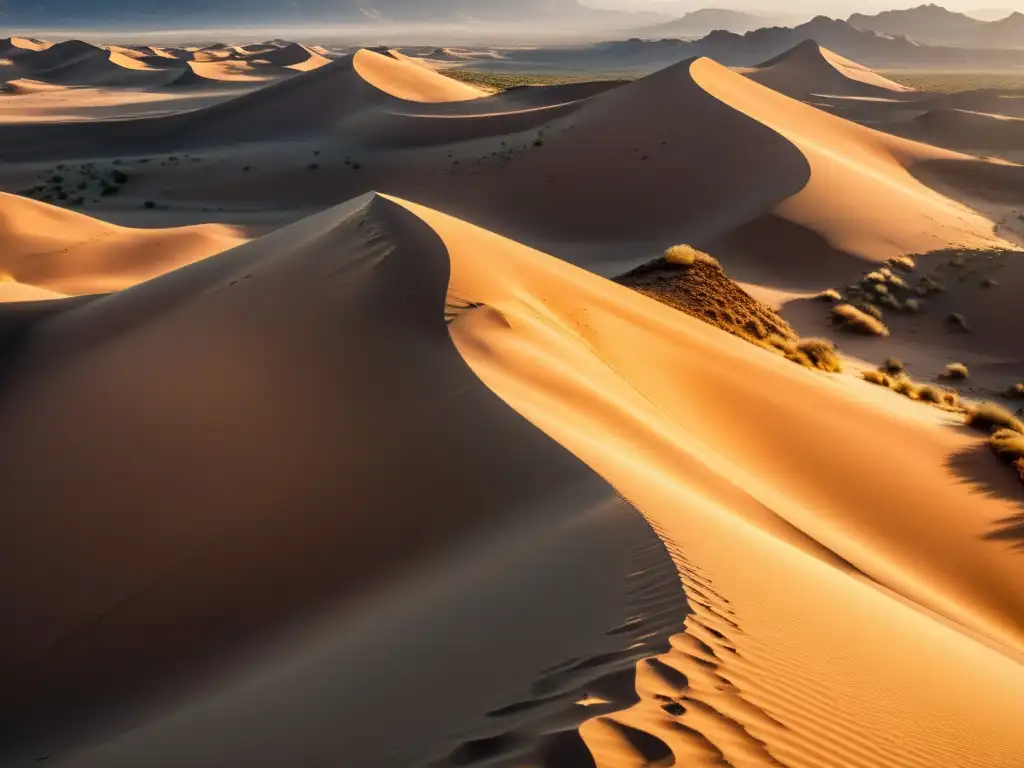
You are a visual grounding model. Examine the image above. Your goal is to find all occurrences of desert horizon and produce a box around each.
[1,4,1023,767]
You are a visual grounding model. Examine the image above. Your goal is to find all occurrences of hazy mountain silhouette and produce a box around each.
[631,8,777,38]
[849,4,1024,48]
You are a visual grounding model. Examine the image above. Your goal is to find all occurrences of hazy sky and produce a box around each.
[583,0,1023,17]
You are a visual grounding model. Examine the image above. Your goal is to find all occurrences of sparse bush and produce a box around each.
[831,304,890,336]
[816,288,842,302]
[941,362,969,380]
[892,377,920,399]
[111,169,128,184]
[889,255,916,271]
[946,313,970,332]
[966,402,1024,435]
[879,294,902,311]
[990,429,1024,462]
[903,298,922,313]
[981,277,999,288]
[917,385,944,403]
[1006,383,1024,399]
[882,357,904,374]
[786,338,842,373]
[859,303,884,321]
[143,200,156,209]
[862,370,891,387]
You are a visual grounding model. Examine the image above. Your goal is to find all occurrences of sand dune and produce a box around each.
[1,190,1020,767]
[744,40,913,99]
[0,193,245,296]
[0,193,682,767]
[908,107,1024,149]
[0,38,332,91]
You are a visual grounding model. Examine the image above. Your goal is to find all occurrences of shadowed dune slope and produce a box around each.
[0,193,679,767]
[0,193,246,297]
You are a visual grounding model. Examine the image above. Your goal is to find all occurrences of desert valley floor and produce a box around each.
[1,34,1023,768]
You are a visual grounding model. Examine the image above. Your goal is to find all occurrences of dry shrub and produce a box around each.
[1005,383,1024,399]
[966,402,1024,435]
[816,288,842,302]
[786,338,842,373]
[862,370,891,387]
[990,429,1024,462]
[831,304,890,337]
[941,362,969,380]
[903,297,922,313]
[859,303,884,320]
[889,255,916,271]
[882,357,904,374]
[892,377,920,399]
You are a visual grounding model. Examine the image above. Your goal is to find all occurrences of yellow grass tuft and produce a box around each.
[966,402,1024,435]
[862,370,891,387]
[831,304,890,337]
[664,244,717,267]
[941,362,969,380]
[785,338,842,373]
[889,255,916,272]
[816,288,842,302]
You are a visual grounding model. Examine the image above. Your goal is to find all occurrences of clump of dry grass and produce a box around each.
[664,244,717,267]
[859,303,884,320]
[816,288,842,302]
[989,429,1024,486]
[966,402,1024,435]
[1005,383,1024,399]
[903,297,922,313]
[889,255,916,272]
[882,357,904,374]
[862,369,892,387]
[861,368,960,410]
[785,338,842,373]
[831,304,890,336]
[990,429,1024,461]
[941,362,969,380]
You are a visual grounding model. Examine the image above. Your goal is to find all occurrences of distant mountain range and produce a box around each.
[848,3,1024,48]
[0,0,664,27]
[631,8,786,38]
[502,14,1024,71]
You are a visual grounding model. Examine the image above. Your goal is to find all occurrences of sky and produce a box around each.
[583,0,1023,17]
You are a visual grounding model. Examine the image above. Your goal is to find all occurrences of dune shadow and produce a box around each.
[944,438,1024,552]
